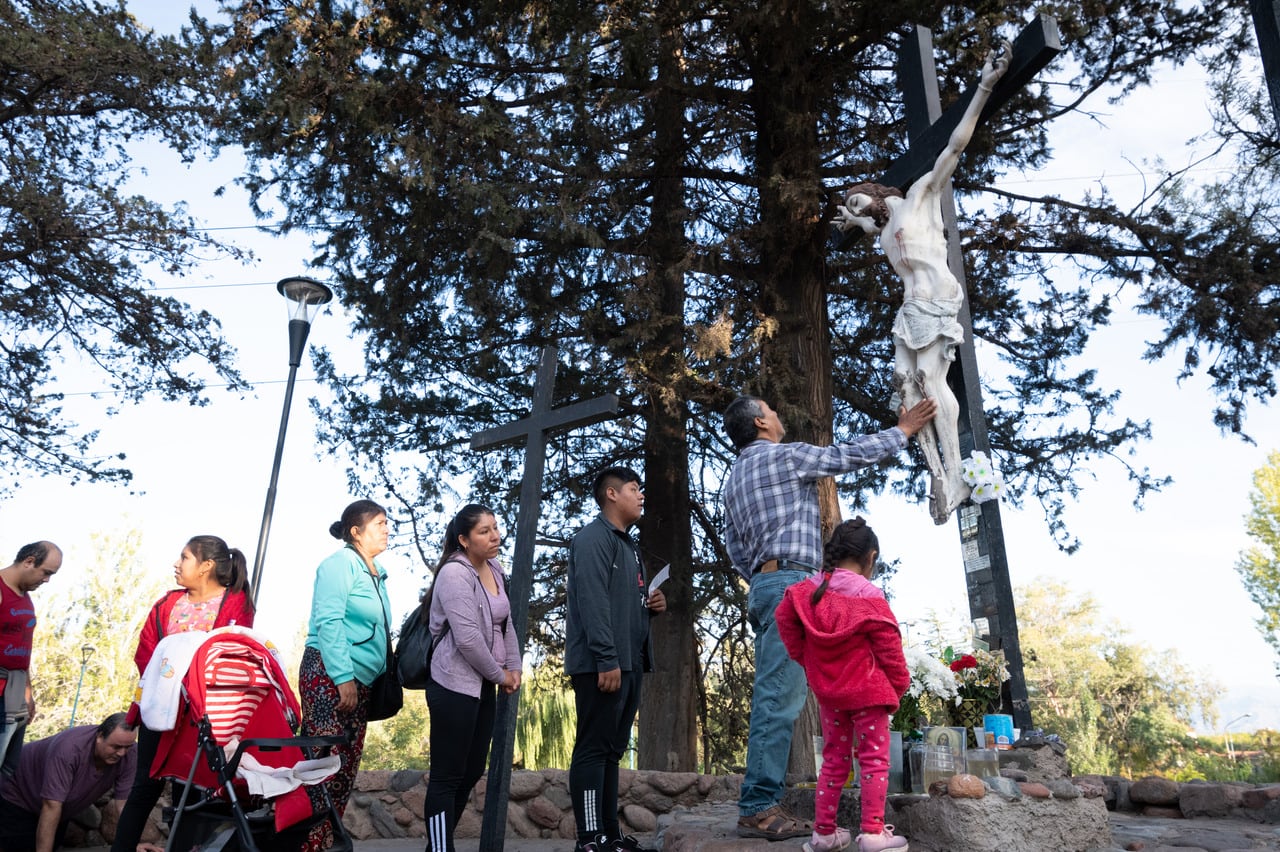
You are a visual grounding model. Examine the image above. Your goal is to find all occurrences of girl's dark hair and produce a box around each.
[329,499,387,543]
[812,516,880,605]
[419,503,497,617]
[187,534,249,594]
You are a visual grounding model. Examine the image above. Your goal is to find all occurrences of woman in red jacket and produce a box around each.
[775,518,910,852]
[110,535,254,852]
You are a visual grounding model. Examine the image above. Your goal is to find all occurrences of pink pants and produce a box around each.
[815,704,892,835]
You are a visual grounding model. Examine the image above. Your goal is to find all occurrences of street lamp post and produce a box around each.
[68,644,94,728]
[1224,712,1253,763]
[248,276,335,605]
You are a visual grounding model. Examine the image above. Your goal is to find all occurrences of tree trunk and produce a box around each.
[638,10,699,772]
[747,0,842,781]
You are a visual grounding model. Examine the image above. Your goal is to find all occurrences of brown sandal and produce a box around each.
[736,804,813,840]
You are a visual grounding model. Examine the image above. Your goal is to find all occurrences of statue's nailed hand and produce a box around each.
[979,38,1014,93]
[834,190,879,234]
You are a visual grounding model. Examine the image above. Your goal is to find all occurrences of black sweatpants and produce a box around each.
[423,679,496,852]
[568,669,642,844]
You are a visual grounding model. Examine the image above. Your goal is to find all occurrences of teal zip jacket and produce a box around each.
[304,545,391,687]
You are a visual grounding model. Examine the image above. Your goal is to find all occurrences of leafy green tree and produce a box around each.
[1016,581,1215,777]
[206,0,1274,771]
[0,0,248,493]
[1237,450,1280,670]
[28,529,166,738]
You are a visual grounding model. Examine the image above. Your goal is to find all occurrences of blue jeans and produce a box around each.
[739,569,809,817]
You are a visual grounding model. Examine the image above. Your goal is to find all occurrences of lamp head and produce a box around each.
[276,276,334,324]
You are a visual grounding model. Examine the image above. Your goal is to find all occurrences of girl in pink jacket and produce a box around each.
[776,517,910,852]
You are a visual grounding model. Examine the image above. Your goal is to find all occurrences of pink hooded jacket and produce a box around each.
[775,571,909,711]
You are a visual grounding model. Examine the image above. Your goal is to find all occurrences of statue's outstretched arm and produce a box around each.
[922,38,1013,196]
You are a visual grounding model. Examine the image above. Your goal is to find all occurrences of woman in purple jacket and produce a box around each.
[422,504,521,852]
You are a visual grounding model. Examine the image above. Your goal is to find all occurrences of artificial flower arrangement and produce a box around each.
[961,450,1005,503]
[942,645,1010,709]
[891,645,960,734]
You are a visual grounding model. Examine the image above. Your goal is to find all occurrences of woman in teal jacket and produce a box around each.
[298,499,391,852]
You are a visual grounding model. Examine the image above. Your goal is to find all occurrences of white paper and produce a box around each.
[649,564,671,596]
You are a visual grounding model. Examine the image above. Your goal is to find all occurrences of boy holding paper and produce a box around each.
[564,467,667,852]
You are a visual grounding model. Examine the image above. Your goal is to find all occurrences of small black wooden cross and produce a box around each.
[470,346,619,851]
[833,16,1063,730]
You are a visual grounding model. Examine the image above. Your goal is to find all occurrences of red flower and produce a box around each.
[950,654,978,672]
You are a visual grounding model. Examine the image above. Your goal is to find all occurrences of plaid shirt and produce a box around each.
[723,429,907,582]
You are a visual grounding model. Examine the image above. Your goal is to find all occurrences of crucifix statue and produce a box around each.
[831,17,1064,729]
[469,347,619,851]
[835,40,1012,525]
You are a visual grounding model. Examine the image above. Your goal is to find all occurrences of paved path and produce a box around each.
[81,804,1280,851]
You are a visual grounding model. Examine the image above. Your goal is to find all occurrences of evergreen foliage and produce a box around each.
[0,0,249,492]
[202,0,1280,769]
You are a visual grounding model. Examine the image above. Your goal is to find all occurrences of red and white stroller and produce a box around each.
[142,628,352,852]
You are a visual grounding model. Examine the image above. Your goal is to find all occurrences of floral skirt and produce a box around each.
[298,646,370,852]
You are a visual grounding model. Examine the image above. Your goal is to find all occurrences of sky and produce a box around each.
[6,1,1277,739]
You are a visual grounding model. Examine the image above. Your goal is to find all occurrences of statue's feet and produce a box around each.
[913,369,929,400]
[929,476,951,525]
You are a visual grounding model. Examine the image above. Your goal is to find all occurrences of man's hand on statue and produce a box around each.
[897,397,938,438]
[597,667,622,693]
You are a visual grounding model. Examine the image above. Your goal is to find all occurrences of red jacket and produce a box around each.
[775,573,909,712]
[132,588,256,675]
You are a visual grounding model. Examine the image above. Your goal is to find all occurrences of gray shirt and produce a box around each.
[0,725,134,816]
[427,554,520,698]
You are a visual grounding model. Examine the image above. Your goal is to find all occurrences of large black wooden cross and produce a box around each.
[1251,0,1280,126]
[833,16,1063,730]
[469,347,619,851]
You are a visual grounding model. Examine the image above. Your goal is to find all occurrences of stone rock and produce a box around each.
[401,785,426,817]
[380,792,398,804]
[454,806,482,838]
[1140,805,1182,819]
[649,771,699,797]
[1075,781,1107,799]
[343,803,375,840]
[355,769,392,791]
[1047,779,1081,800]
[1179,782,1242,818]
[557,813,577,839]
[393,806,415,826]
[891,789,1111,851]
[1019,782,1051,799]
[631,787,676,813]
[984,777,1023,800]
[352,793,373,807]
[928,779,950,797]
[1241,784,1280,810]
[525,795,564,829]
[368,800,407,838]
[1005,744,1070,782]
[618,768,638,796]
[504,804,542,839]
[1000,767,1030,782]
[948,774,985,799]
[622,803,658,832]
[1130,776,1180,806]
[509,770,546,800]
[390,769,425,792]
[543,783,572,811]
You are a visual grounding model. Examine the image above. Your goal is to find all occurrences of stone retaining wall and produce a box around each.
[63,756,1280,847]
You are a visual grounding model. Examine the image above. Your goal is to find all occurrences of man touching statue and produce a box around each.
[835,40,1011,524]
